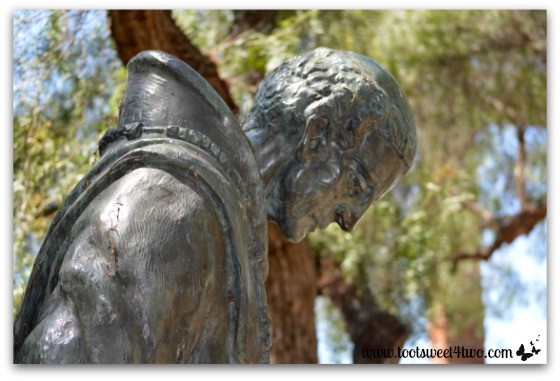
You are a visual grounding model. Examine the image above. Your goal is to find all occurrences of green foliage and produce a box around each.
[310,169,483,335]
[13,10,546,356]
[300,10,546,338]
[12,10,123,314]
[172,10,233,53]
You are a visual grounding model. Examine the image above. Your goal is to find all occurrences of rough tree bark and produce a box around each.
[266,223,318,363]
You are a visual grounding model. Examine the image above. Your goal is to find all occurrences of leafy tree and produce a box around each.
[306,10,546,361]
[12,10,546,363]
[13,10,124,314]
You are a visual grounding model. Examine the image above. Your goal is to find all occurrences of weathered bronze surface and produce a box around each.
[14,48,416,364]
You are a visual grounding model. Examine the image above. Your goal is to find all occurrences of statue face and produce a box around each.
[274,130,406,243]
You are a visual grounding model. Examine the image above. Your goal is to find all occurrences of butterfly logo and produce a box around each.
[516,344,533,362]
[516,335,541,362]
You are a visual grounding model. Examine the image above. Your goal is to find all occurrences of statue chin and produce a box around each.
[275,217,312,244]
[283,229,306,244]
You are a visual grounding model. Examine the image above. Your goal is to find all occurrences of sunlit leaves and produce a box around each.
[12,10,546,351]
[13,10,123,314]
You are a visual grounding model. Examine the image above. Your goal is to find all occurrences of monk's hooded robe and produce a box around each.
[14,51,271,364]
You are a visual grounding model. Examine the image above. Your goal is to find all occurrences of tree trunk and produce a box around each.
[265,222,318,363]
[428,304,450,364]
[317,259,409,364]
[428,303,486,364]
[428,264,486,364]
[108,10,238,113]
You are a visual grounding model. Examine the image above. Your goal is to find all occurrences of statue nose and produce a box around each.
[335,210,358,232]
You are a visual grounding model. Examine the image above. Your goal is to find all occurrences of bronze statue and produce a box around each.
[14,48,416,364]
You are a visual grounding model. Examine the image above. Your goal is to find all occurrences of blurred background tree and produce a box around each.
[12,9,546,364]
[13,10,125,315]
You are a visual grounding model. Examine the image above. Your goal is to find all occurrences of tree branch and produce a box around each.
[514,125,529,209]
[460,199,499,229]
[455,121,542,269]
[453,201,546,267]
[479,92,520,125]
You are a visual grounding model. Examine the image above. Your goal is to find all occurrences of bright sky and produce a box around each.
[482,226,548,364]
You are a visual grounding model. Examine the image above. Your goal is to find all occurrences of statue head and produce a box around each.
[243,47,416,243]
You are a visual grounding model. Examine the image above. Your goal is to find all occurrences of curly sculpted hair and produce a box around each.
[243,47,416,172]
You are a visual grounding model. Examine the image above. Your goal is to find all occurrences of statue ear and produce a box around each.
[295,117,330,163]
